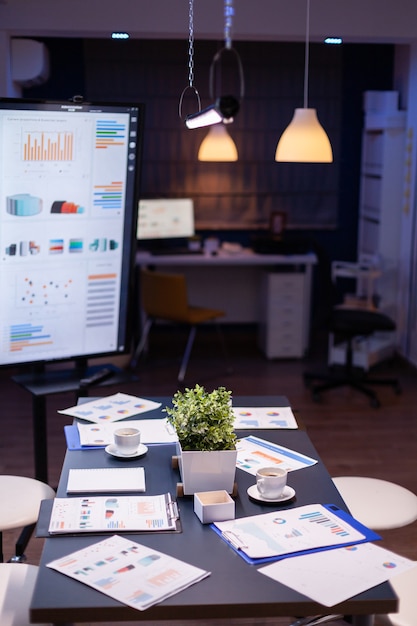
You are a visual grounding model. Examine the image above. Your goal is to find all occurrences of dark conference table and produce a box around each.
[30,396,398,625]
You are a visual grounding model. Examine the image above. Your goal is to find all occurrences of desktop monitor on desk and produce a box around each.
[137,198,195,252]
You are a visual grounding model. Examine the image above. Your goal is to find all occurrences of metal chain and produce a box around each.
[178,0,201,120]
[224,0,234,49]
[188,0,195,87]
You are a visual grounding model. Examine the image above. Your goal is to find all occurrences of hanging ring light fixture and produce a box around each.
[185,0,244,130]
[275,0,333,163]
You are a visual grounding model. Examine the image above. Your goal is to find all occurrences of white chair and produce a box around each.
[0,563,50,626]
[0,475,55,563]
[378,564,417,626]
[332,477,417,530]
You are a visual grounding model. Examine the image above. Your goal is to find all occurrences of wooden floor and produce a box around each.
[1,324,416,625]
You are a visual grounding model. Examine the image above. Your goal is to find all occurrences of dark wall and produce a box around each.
[24,38,394,324]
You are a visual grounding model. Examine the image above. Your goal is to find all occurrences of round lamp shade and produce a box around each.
[275,108,333,163]
[198,124,238,162]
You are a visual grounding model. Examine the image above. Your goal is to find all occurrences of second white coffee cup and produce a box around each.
[114,427,141,455]
[256,466,287,499]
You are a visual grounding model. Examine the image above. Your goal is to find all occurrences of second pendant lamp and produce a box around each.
[275,0,333,163]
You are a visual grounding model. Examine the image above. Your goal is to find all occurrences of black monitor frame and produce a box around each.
[0,97,144,371]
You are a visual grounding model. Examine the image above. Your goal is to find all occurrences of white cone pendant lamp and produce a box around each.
[275,108,332,162]
[275,0,333,163]
[198,123,238,161]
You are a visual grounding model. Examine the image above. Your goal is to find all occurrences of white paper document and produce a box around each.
[260,542,417,607]
[47,534,210,611]
[58,393,162,423]
[76,418,178,446]
[236,435,317,475]
[66,467,146,494]
[48,493,178,533]
[233,406,298,429]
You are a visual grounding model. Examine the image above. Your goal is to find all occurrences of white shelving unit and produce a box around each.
[329,91,406,370]
[357,91,406,319]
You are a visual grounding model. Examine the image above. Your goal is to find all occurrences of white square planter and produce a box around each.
[178,446,237,495]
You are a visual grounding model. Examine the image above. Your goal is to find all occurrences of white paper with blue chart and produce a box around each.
[58,393,161,423]
[232,406,298,429]
[213,503,380,565]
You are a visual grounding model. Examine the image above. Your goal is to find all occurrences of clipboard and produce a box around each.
[211,503,381,565]
[37,493,182,537]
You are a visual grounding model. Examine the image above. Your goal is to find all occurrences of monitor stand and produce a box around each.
[12,360,138,483]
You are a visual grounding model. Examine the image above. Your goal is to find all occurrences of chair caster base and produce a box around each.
[8,554,27,564]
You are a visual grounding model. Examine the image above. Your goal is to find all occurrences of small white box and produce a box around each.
[194,490,235,524]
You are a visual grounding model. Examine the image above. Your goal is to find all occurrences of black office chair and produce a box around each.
[304,307,401,408]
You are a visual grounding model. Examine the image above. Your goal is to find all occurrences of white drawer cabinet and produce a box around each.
[258,272,307,358]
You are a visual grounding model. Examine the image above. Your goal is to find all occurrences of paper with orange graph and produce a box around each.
[236,435,317,475]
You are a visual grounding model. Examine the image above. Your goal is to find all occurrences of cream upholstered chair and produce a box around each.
[291,478,417,626]
[0,563,50,626]
[378,564,417,626]
[0,476,55,624]
[131,268,227,382]
[0,475,55,563]
[332,477,417,531]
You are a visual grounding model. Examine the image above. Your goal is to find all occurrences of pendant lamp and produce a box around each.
[275,0,333,163]
[198,124,238,161]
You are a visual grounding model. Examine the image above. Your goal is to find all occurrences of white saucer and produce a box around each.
[247,484,296,504]
[105,443,148,459]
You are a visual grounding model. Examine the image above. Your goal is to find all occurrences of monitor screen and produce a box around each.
[0,97,144,368]
[137,198,195,241]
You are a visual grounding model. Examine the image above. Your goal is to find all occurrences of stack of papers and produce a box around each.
[47,534,210,611]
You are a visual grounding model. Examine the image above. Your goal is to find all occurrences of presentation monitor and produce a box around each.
[0,97,144,369]
[137,198,195,247]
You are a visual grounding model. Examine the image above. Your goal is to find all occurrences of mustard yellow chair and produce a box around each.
[379,564,417,626]
[131,268,227,382]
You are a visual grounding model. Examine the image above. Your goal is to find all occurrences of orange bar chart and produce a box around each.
[23,131,74,161]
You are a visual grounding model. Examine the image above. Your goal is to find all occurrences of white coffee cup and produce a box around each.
[256,466,287,500]
[114,427,141,455]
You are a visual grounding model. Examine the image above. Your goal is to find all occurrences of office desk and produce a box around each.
[136,250,317,358]
[31,396,397,625]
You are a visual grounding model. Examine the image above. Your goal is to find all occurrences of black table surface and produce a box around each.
[30,396,398,624]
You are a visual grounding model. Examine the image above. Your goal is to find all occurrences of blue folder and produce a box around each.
[211,503,381,565]
[64,424,105,450]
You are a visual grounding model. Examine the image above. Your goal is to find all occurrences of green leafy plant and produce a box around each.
[164,384,236,451]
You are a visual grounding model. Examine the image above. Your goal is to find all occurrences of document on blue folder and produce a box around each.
[212,503,380,565]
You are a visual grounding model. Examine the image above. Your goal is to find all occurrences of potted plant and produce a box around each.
[164,384,237,495]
